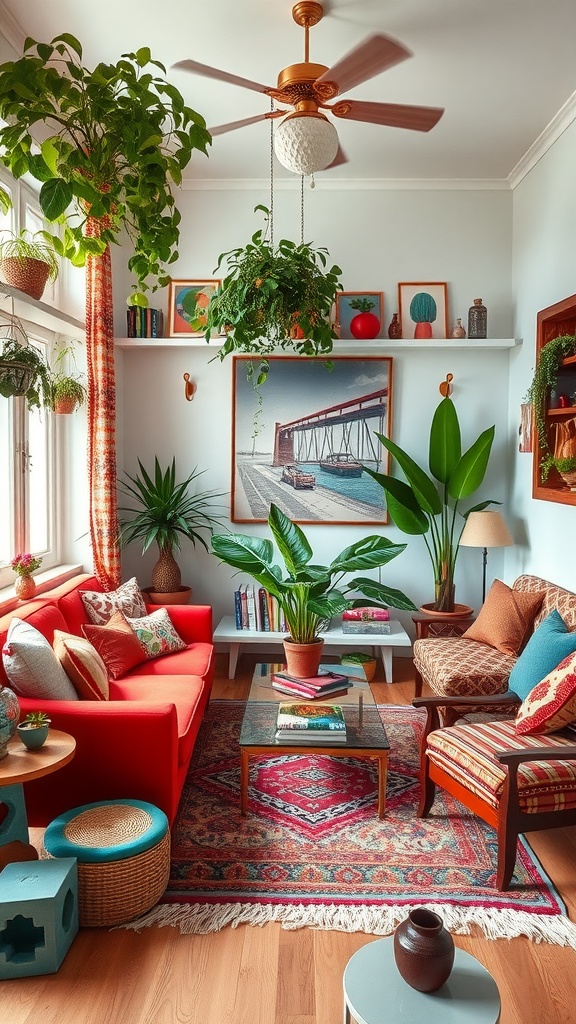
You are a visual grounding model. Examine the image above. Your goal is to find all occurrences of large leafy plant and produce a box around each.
[527,334,576,480]
[0,34,211,304]
[212,502,416,644]
[365,393,495,612]
[205,206,342,383]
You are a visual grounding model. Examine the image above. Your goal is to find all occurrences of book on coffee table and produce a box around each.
[271,669,349,697]
[275,702,346,739]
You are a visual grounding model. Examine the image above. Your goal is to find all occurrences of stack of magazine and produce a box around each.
[274,702,347,744]
[271,668,350,700]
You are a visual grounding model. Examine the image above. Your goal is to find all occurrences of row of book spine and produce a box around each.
[234,584,286,633]
[126,306,165,338]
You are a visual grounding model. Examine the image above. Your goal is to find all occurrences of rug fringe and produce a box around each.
[119,901,576,948]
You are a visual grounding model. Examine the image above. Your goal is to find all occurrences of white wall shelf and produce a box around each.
[0,282,85,338]
[115,337,520,351]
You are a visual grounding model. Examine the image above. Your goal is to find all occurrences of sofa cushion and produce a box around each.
[514,575,576,631]
[462,579,544,656]
[426,719,576,812]
[110,674,205,768]
[53,630,109,701]
[515,651,576,735]
[413,636,515,698]
[82,609,148,679]
[2,618,79,700]
[126,608,186,660]
[508,610,576,701]
[80,577,147,625]
[123,642,214,680]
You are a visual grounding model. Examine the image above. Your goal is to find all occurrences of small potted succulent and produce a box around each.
[17,711,51,750]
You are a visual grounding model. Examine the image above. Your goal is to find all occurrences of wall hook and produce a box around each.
[183,373,196,401]
[439,372,453,397]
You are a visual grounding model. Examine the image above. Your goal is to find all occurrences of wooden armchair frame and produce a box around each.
[413,693,576,890]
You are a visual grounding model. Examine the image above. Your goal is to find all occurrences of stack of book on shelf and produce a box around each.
[271,668,350,700]
[342,607,391,634]
[126,306,164,338]
[275,702,347,744]
[234,584,286,632]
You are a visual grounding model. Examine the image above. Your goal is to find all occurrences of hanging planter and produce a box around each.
[204,205,343,383]
[0,321,52,410]
[0,230,60,300]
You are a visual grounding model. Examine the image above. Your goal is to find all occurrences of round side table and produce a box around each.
[343,936,500,1024]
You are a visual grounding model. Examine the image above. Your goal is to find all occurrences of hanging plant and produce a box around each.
[0,335,52,410]
[204,205,343,382]
[527,333,576,479]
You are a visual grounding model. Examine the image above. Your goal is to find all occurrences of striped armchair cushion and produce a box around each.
[426,719,576,813]
[413,637,515,697]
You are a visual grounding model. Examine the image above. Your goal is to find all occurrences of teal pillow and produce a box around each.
[508,609,576,700]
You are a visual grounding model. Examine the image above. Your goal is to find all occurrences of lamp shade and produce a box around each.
[459,510,513,549]
[274,113,339,175]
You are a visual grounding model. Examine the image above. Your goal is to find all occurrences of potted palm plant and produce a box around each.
[205,205,342,384]
[0,229,60,300]
[212,502,416,677]
[118,457,225,602]
[364,385,496,613]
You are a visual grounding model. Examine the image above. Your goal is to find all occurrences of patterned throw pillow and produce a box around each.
[82,609,148,679]
[2,617,78,700]
[53,630,109,701]
[126,608,186,660]
[462,579,544,656]
[79,577,147,626]
[515,651,576,735]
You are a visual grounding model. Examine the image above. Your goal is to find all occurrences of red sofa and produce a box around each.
[0,574,214,826]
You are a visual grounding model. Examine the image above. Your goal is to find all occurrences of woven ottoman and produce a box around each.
[42,799,170,927]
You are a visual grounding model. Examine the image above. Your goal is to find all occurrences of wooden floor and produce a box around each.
[3,652,576,1024]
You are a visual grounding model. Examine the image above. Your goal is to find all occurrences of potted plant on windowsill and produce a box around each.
[364,380,496,614]
[204,205,342,384]
[0,229,60,300]
[118,457,225,602]
[212,502,416,678]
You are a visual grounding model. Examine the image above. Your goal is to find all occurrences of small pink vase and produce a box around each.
[15,575,36,601]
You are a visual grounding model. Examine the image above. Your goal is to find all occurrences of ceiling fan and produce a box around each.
[172,1,444,175]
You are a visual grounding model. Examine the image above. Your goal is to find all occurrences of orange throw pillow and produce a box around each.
[515,651,576,734]
[82,609,147,680]
[53,630,109,700]
[462,579,544,656]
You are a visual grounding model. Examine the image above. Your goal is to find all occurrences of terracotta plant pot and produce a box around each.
[53,396,79,414]
[283,638,324,678]
[142,586,192,605]
[420,602,474,619]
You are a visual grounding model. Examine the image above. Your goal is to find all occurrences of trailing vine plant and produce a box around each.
[527,333,576,479]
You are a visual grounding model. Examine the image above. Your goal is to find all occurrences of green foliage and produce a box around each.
[0,35,211,302]
[50,373,86,408]
[364,393,496,611]
[0,336,52,409]
[212,502,416,644]
[349,297,375,312]
[22,711,51,728]
[527,334,576,473]
[118,457,225,556]
[409,292,437,323]
[0,229,60,281]
[205,206,342,381]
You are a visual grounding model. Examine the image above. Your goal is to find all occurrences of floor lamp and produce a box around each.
[459,510,514,603]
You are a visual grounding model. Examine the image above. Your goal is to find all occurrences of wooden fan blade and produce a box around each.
[171,59,274,95]
[329,100,444,132]
[209,111,287,137]
[314,35,411,99]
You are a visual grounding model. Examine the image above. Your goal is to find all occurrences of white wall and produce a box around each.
[505,121,576,590]
[117,184,514,633]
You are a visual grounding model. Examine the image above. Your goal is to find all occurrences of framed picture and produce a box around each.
[231,355,393,525]
[398,282,448,340]
[336,291,384,339]
[167,279,220,337]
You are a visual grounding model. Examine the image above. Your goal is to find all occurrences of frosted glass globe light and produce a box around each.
[274,114,339,175]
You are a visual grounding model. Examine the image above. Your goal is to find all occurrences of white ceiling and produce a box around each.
[1,0,575,184]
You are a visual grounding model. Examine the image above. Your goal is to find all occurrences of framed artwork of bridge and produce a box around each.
[231,355,393,525]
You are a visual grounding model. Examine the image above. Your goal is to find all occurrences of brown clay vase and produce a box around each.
[14,575,36,601]
[393,908,455,992]
[283,638,324,678]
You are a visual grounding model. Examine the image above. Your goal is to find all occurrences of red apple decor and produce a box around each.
[349,297,380,339]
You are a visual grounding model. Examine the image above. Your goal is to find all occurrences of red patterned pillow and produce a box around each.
[462,579,544,656]
[515,651,576,735]
[80,577,147,625]
[82,609,147,679]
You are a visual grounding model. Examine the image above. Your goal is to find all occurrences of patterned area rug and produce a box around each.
[126,701,576,945]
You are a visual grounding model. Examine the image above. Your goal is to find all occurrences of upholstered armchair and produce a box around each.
[414,693,576,890]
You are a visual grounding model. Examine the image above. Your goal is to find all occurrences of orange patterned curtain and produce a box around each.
[85,216,121,589]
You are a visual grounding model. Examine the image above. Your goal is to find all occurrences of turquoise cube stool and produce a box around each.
[42,799,170,927]
[0,857,78,978]
[0,784,29,847]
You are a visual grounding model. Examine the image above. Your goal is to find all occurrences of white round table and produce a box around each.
[343,936,500,1023]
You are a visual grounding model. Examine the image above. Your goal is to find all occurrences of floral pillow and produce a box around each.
[80,577,147,626]
[126,608,186,660]
[515,651,576,735]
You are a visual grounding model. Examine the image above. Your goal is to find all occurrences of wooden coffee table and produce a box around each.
[239,664,390,818]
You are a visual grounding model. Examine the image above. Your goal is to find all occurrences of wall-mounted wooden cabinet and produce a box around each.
[533,293,576,505]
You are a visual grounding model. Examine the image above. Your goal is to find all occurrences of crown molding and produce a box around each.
[508,90,576,189]
[0,1,26,53]
[181,177,511,191]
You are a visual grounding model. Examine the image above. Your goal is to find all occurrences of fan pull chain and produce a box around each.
[269,98,274,250]
[300,174,305,244]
